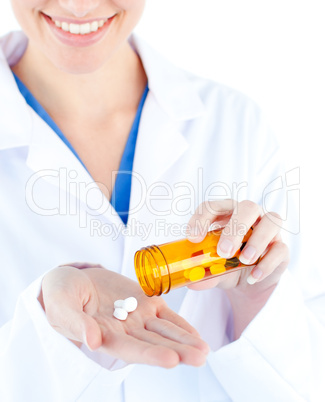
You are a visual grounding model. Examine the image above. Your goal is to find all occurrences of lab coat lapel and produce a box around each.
[127,33,206,215]
[25,112,123,228]
[0,32,32,150]
[132,93,189,189]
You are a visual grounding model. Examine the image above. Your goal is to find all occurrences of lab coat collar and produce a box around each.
[0,30,205,227]
[0,31,32,150]
[129,34,205,120]
[0,31,205,152]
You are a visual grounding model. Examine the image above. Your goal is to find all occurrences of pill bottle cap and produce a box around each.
[134,245,170,296]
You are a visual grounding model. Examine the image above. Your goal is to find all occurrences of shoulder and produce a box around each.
[133,34,262,127]
[174,68,280,176]
[182,68,262,126]
[175,67,269,149]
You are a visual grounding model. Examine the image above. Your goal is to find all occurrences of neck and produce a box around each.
[11,39,147,125]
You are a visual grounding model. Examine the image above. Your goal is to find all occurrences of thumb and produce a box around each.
[46,305,102,351]
[187,200,235,243]
[41,266,102,350]
[82,312,102,351]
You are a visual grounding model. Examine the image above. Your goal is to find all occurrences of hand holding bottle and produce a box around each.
[187,199,290,340]
[186,199,290,292]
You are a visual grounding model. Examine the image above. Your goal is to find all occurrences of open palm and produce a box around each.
[40,264,209,368]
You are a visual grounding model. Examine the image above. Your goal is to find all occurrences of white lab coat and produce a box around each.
[0,30,324,402]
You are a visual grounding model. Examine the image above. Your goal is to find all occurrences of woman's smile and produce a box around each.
[41,11,117,47]
[9,0,146,73]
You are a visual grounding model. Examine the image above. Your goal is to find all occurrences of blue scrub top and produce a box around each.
[13,72,149,225]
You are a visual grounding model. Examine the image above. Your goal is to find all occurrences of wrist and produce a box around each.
[225,283,277,340]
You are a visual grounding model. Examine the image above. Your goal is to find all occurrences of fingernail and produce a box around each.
[218,239,233,257]
[247,268,263,285]
[83,334,92,351]
[241,246,257,264]
[187,226,206,243]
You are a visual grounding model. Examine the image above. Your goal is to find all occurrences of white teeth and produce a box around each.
[69,23,80,34]
[90,21,99,32]
[61,22,69,32]
[53,18,108,35]
[80,23,91,35]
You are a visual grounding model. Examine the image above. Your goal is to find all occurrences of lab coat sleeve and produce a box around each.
[207,269,325,401]
[0,273,134,402]
[206,112,325,401]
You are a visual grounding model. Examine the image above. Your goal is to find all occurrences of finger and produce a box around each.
[187,199,237,243]
[239,212,283,265]
[157,306,201,337]
[145,317,209,354]
[129,327,207,367]
[247,241,290,285]
[217,200,262,258]
[46,305,102,351]
[100,330,180,368]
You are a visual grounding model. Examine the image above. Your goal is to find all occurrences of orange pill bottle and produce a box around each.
[134,227,258,296]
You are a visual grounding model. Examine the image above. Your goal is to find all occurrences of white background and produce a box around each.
[1,0,324,248]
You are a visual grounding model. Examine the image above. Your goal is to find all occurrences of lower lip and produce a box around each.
[42,13,115,47]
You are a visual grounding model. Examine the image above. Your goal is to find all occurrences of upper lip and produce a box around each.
[42,12,116,24]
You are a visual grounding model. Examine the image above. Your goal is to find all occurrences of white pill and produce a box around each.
[113,308,128,321]
[114,299,124,309]
[123,297,138,313]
